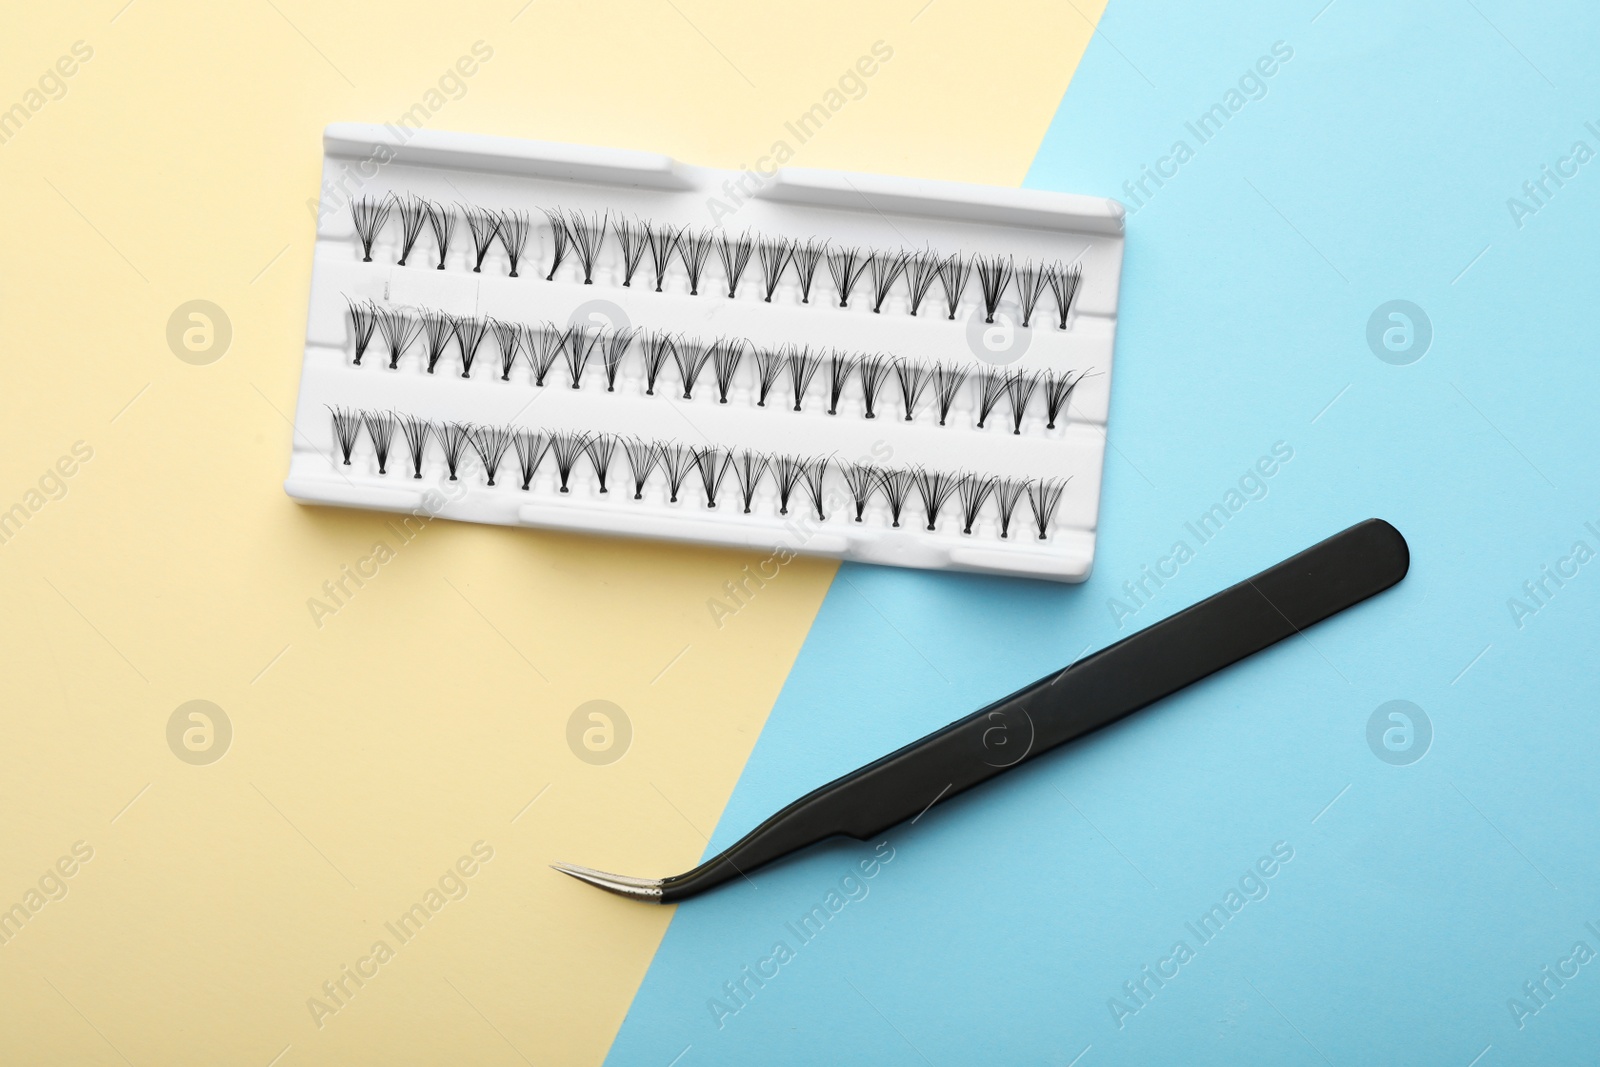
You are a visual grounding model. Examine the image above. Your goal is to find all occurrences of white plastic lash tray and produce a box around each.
[285,123,1125,582]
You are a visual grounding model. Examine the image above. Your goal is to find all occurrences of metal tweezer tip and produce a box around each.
[550,862,664,903]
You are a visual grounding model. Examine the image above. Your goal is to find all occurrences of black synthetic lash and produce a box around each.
[377,308,422,372]
[772,454,805,515]
[586,433,617,492]
[351,196,391,262]
[398,414,431,478]
[976,369,1007,429]
[346,297,378,366]
[975,254,1012,325]
[348,409,1072,547]
[363,409,395,475]
[647,223,680,292]
[1006,369,1041,434]
[641,330,675,396]
[1048,262,1083,329]
[419,309,453,373]
[513,428,551,489]
[498,209,532,277]
[711,338,744,403]
[1043,368,1085,429]
[1028,477,1068,539]
[994,477,1026,539]
[826,350,859,415]
[678,228,714,295]
[869,251,909,314]
[841,463,876,521]
[914,467,958,531]
[614,217,649,288]
[490,318,521,381]
[895,359,931,422]
[938,253,971,320]
[469,425,512,486]
[658,443,697,503]
[788,345,821,411]
[329,406,362,465]
[673,338,712,399]
[542,209,571,281]
[550,431,590,492]
[857,355,893,420]
[351,194,1095,344]
[790,239,827,303]
[524,323,563,386]
[752,347,786,407]
[600,327,636,391]
[716,231,755,298]
[569,210,608,284]
[800,456,830,520]
[875,467,914,527]
[758,239,792,302]
[826,247,871,308]
[933,363,969,426]
[453,314,491,379]
[623,437,660,499]
[733,451,769,513]
[958,473,997,535]
[463,205,502,273]
[391,193,429,267]
[426,200,454,270]
[694,446,734,507]
[565,324,602,389]
[343,294,1072,444]
[1014,259,1048,328]
[905,251,941,317]
[439,421,473,480]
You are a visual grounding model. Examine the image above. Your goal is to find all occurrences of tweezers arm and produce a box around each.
[660,519,1408,901]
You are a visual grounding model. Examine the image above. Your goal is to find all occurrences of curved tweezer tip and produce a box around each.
[550,862,664,903]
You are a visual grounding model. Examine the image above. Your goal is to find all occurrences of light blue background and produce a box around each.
[610,1,1600,1062]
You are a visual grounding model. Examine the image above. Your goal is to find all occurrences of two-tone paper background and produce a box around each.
[7,2,1600,1064]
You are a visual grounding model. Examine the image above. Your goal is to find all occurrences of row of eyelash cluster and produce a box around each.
[349,194,1084,327]
[344,298,1091,432]
[328,407,1070,539]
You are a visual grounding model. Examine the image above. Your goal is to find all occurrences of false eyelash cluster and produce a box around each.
[327,407,1072,540]
[341,297,1093,432]
[348,194,1085,328]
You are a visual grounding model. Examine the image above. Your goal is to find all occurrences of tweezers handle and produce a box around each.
[660,519,1408,901]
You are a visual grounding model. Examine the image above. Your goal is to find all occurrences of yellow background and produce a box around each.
[0,1,1104,1062]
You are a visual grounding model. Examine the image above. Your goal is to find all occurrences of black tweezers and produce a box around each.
[554,518,1409,903]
